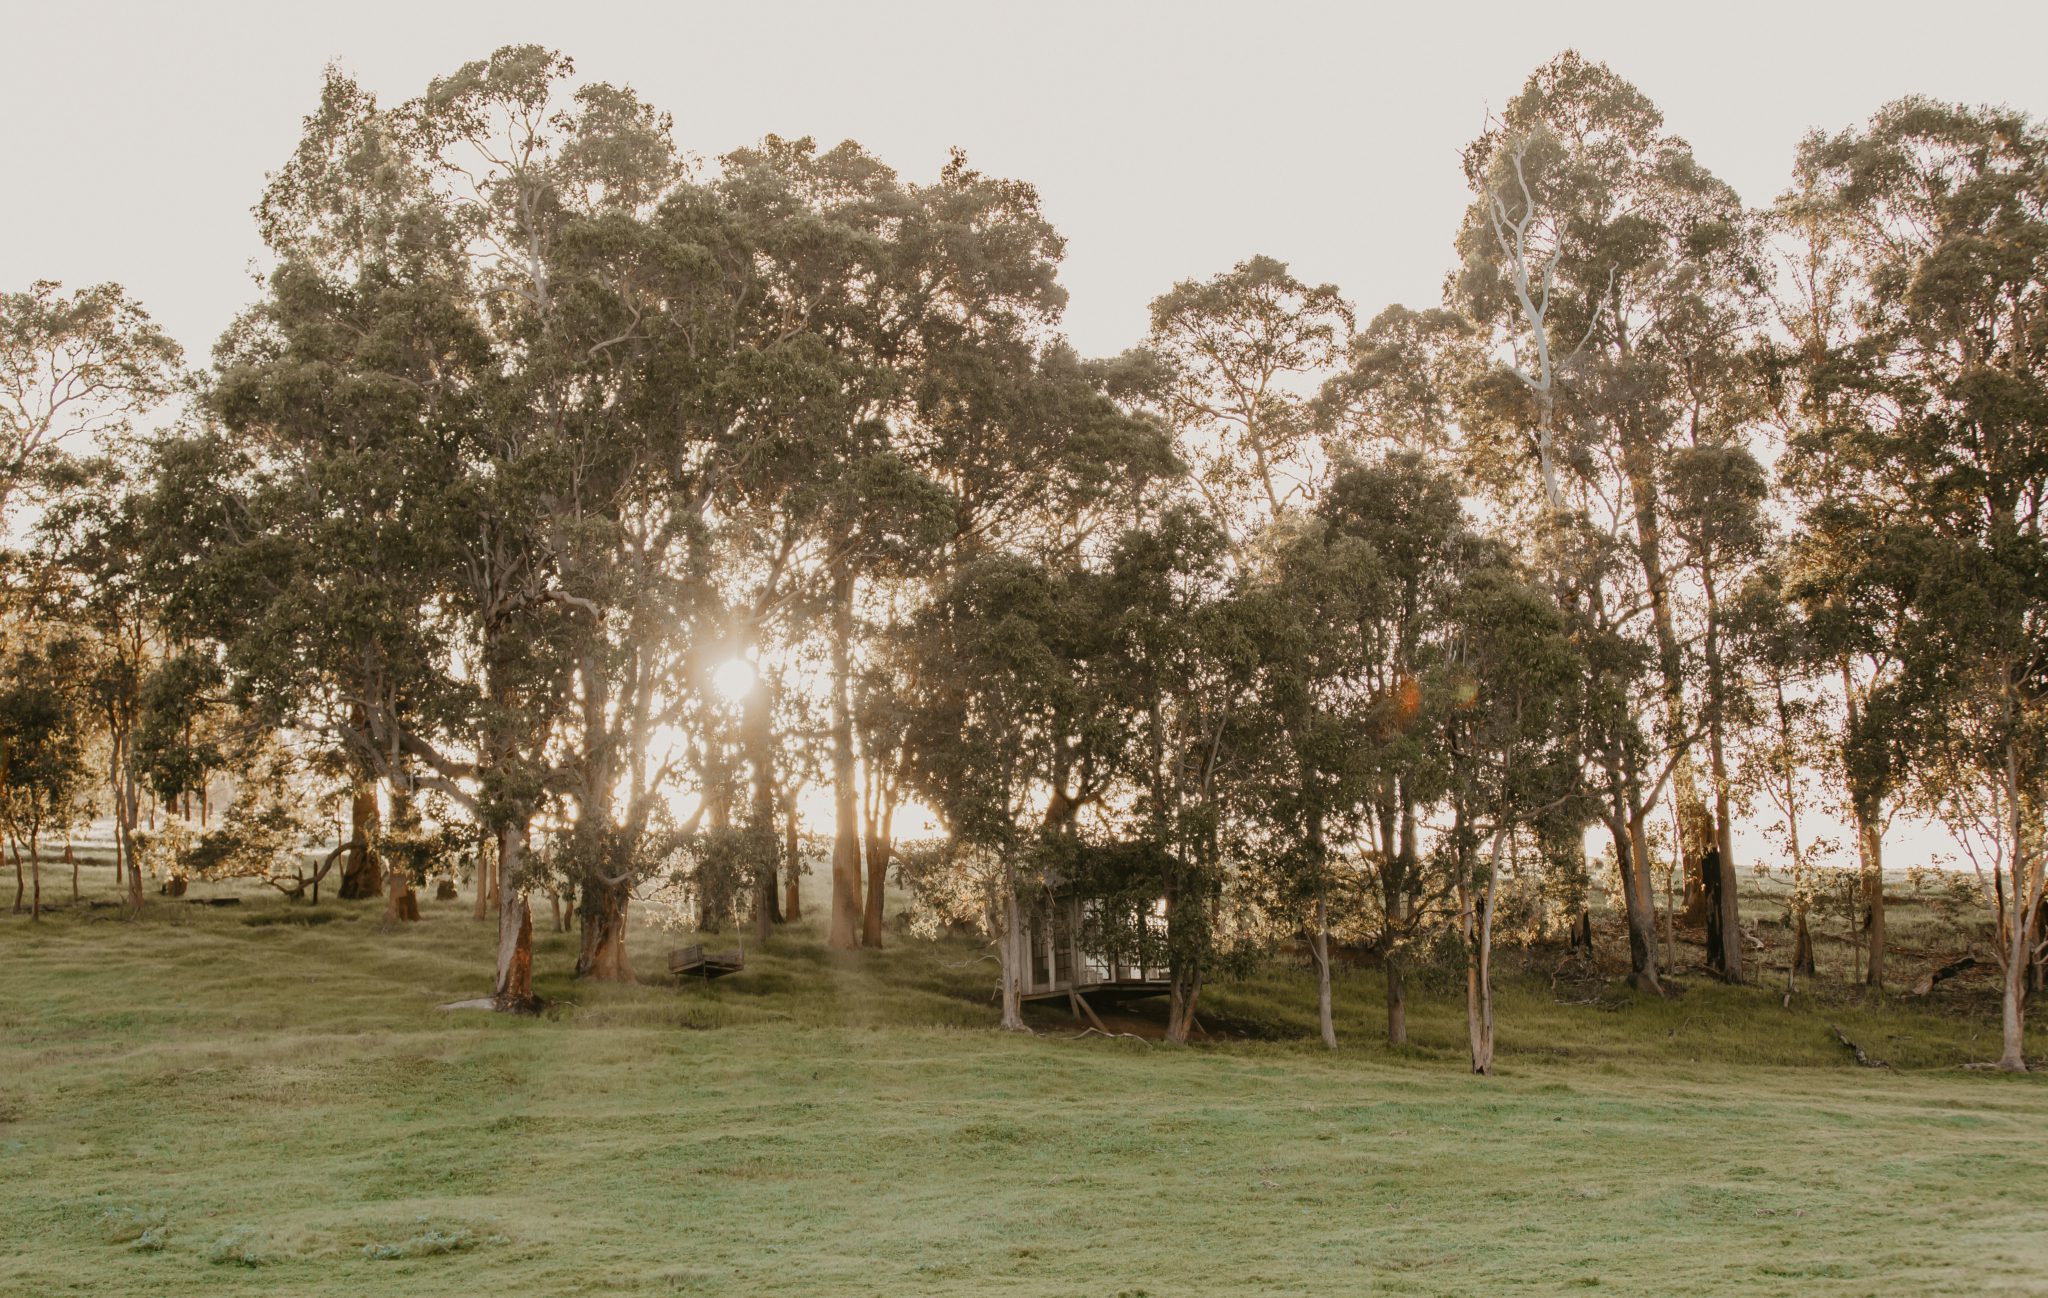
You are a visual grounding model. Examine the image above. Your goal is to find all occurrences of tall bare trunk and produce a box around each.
[783,801,802,922]
[1311,891,1336,1050]
[338,782,381,900]
[1383,791,1416,1045]
[383,780,419,923]
[1300,787,1334,1050]
[1310,904,1343,1048]
[1997,955,2029,1072]
[119,743,142,913]
[493,823,535,1007]
[1611,798,1665,994]
[1703,577,1742,981]
[826,562,863,950]
[741,677,780,946]
[1856,811,1886,989]
[1167,965,1203,1045]
[1465,828,1503,1075]
[576,877,635,982]
[1621,436,1711,922]
[1996,731,2040,1071]
[473,827,492,921]
[998,876,1025,1031]
[862,797,893,948]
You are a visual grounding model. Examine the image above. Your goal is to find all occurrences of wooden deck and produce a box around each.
[668,943,745,981]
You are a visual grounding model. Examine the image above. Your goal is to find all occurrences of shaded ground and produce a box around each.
[2,863,2044,1297]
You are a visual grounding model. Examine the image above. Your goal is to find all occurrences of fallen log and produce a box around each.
[1907,955,1978,997]
[1830,1024,1889,1068]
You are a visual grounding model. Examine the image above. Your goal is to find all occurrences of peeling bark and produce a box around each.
[576,877,635,983]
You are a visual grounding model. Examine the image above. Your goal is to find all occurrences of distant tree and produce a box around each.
[1148,256,1352,531]
[1667,443,1774,979]
[0,633,96,918]
[1454,53,1764,992]
[0,280,181,532]
[1441,562,1582,1073]
[1787,100,2048,1065]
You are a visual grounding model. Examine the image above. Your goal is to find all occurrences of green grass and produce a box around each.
[2,865,2044,1297]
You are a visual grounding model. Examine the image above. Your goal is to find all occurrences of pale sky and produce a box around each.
[7,0,2048,368]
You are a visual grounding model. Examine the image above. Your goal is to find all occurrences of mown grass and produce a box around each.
[2,864,2043,1296]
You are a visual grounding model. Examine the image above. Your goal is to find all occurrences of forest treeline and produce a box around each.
[2,48,2043,1072]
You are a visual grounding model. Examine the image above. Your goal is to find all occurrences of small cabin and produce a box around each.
[1018,892,1171,1004]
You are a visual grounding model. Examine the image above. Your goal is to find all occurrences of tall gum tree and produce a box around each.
[1786,99,2048,1055]
[1454,53,1763,990]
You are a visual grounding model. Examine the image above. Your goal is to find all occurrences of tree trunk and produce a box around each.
[1383,791,1415,1045]
[1703,577,1743,981]
[1167,965,1203,1045]
[1840,660,1886,989]
[338,783,381,900]
[29,825,40,922]
[1311,891,1336,1050]
[1620,435,1711,925]
[1703,848,1726,976]
[861,798,894,948]
[119,746,142,913]
[1997,954,2029,1072]
[473,827,492,921]
[1465,829,1503,1076]
[1792,910,1816,980]
[783,801,802,922]
[576,876,635,982]
[1612,803,1665,994]
[742,675,779,945]
[383,779,419,923]
[1856,808,1886,989]
[826,562,863,950]
[998,877,1025,1031]
[1384,959,1407,1046]
[493,823,536,1007]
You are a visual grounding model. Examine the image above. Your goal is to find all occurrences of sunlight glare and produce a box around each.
[710,656,758,705]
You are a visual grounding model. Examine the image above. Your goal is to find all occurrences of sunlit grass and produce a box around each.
[2,863,2042,1296]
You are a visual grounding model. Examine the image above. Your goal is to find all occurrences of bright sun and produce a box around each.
[710,657,758,705]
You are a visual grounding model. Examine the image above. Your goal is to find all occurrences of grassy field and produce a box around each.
[3,864,2044,1297]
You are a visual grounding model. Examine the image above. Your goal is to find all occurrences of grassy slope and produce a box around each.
[2,867,2044,1297]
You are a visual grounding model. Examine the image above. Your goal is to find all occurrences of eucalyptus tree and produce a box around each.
[0,632,95,918]
[1315,304,1480,461]
[1095,508,1259,1044]
[1441,561,1583,1073]
[1147,256,1352,534]
[0,280,182,536]
[1786,100,2048,1063]
[188,50,700,999]
[0,283,181,903]
[1453,53,1764,989]
[34,451,177,909]
[1238,515,1373,1049]
[1768,186,1898,989]
[897,552,1120,1028]
[1244,452,1485,1047]
[1666,443,1773,979]
[1292,458,1474,1040]
[1727,567,1830,985]
[714,139,1088,949]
